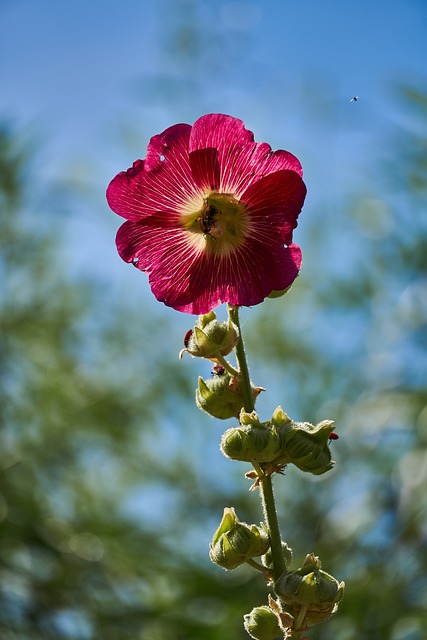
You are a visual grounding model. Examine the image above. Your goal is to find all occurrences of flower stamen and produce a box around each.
[179,192,250,256]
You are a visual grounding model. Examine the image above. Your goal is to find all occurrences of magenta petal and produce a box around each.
[144,123,192,172]
[244,143,304,178]
[188,147,221,191]
[116,220,146,263]
[172,241,302,314]
[116,218,208,308]
[106,160,146,221]
[140,123,202,215]
[116,218,303,315]
[220,142,304,196]
[242,170,307,245]
[187,114,304,197]
[188,114,254,192]
[109,123,202,223]
[116,214,185,267]
[189,114,254,155]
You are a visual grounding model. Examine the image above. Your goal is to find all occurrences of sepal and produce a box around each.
[209,507,270,570]
[270,406,293,431]
[268,284,293,299]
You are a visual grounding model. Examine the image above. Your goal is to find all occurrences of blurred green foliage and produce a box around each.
[246,87,427,640]
[1,89,427,640]
[0,124,266,640]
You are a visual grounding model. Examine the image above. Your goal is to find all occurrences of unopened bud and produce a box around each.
[243,605,283,640]
[196,373,262,420]
[220,422,282,463]
[209,508,270,570]
[275,419,336,475]
[275,554,345,626]
[180,311,239,359]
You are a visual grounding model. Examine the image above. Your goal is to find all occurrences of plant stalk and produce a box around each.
[228,305,287,584]
[227,305,254,412]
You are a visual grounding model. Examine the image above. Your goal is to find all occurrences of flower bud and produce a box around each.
[209,508,270,570]
[196,373,262,420]
[275,554,345,626]
[243,605,283,640]
[180,311,239,359]
[220,422,282,463]
[273,415,336,475]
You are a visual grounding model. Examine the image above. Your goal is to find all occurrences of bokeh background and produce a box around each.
[1,1,427,638]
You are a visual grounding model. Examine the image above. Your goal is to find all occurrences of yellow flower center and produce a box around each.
[180,193,250,256]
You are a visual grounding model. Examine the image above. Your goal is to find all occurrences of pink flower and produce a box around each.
[106,114,306,314]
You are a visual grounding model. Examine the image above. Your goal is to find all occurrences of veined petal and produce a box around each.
[189,114,253,192]
[188,114,303,195]
[188,147,221,192]
[117,216,301,315]
[106,160,146,221]
[116,217,208,308]
[232,143,304,195]
[242,170,307,245]
[173,241,302,314]
[189,114,254,157]
[108,123,202,222]
[144,123,192,173]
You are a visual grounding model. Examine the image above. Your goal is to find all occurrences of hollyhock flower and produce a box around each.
[106,114,307,314]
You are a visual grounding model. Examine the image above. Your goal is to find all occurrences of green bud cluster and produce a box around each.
[220,407,336,475]
[180,310,239,360]
[209,507,270,570]
[275,553,345,627]
[196,373,263,420]
[178,307,343,639]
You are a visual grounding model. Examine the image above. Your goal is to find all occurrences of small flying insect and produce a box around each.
[350,96,359,102]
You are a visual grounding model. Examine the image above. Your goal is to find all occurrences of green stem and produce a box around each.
[245,557,271,578]
[227,306,286,584]
[227,305,254,412]
[259,472,287,583]
[294,605,308,635]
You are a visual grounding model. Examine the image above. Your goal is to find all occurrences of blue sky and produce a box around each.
[1,0,426,173]
[2,0,426,563]
[1,0,426,287]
